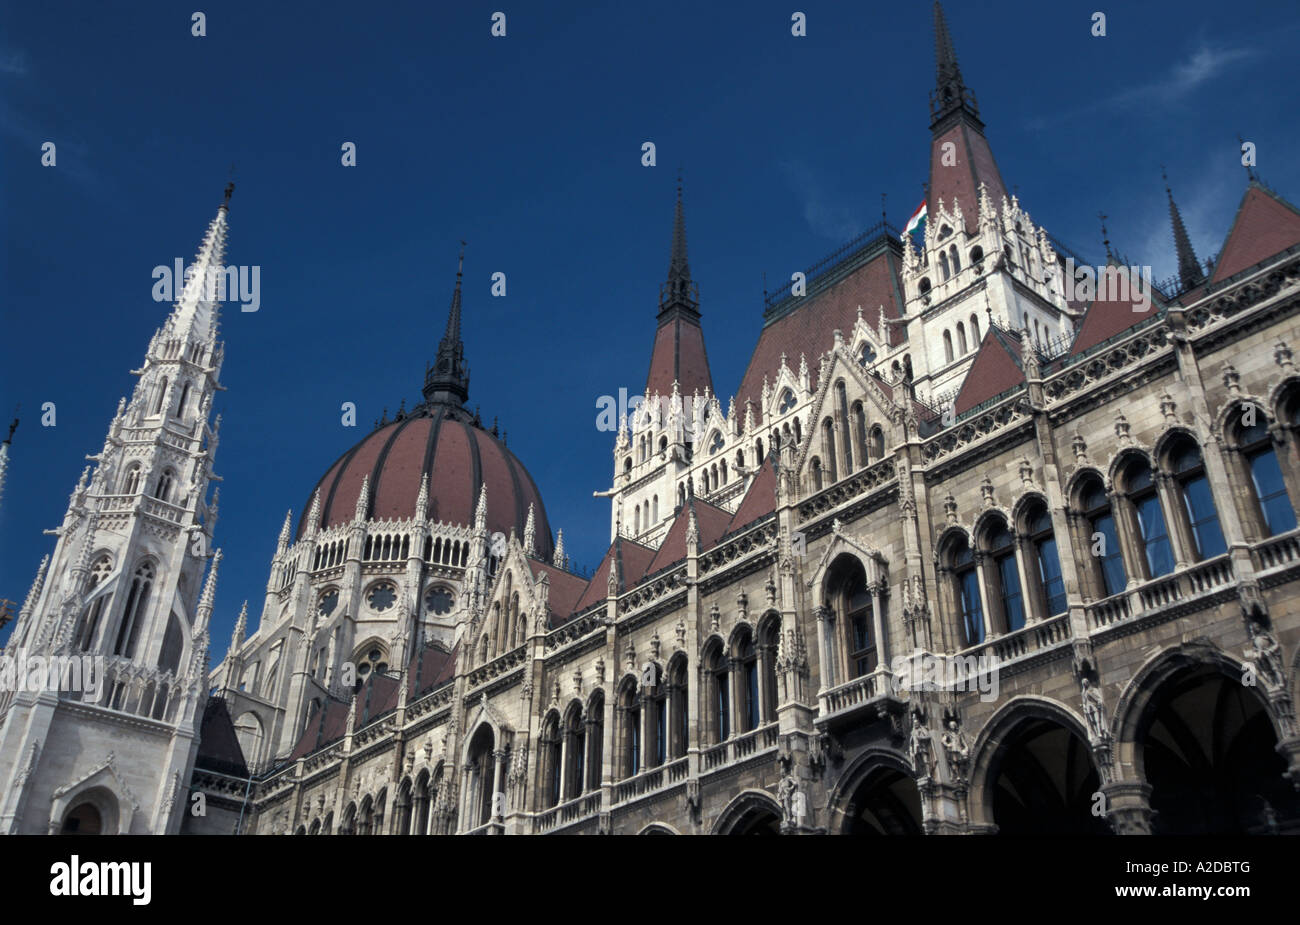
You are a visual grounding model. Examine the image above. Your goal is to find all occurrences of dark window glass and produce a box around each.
[959,569,983,645]
[997,552,1025,631]
[1181,474,1226,558]
[1135,493,1173,577]
[1035,534,1067,616]
[1249,447,1296,535]
[1091,513,1126,595]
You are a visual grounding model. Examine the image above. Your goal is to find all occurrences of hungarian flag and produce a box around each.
[902,200,927,241]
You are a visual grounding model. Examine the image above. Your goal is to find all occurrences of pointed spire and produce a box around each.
[423,243,471,407]
[657,175,701,320]
[354,474,370,522]
[196,550,221,634]
[668,171,690,286]
[20,555,49,618]
[523,503,536,556]
[1163,168,1205,290]
[164,189,232,348]
[414,472,429,519]
[930,2,979,127]
[474,483,488,532]
[231,599,248,651]
[553,529,566,569]
[277,509,293,553]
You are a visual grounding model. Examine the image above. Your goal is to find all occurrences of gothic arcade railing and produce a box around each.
[535,792,601,833]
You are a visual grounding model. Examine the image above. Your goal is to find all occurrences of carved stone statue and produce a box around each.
[1081,677,1107,741]
[1245,622,1285,690]
[777,774,798,825]
[939,719,970,780]
[909,710,934,777]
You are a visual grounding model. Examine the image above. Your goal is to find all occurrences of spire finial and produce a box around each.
[1098,211,1112,259]
[423,243,471,407]
[1163,170,1205,290]
[930,2,979,126]
[221,181,234,210]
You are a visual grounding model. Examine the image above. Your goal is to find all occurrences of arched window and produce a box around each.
[826,557,876,678]
[645,664,667,768]
[970,313,981,344]
[154,470,174,502]
[659,436,668,455]
[793,416,802,446]
[981,518,1025,633]
[668,657,688,760]
[704,642,729,744]
[624,457,632,475]
[113,561,155,657]
[1079,477,1126,597]
[756,438,764,463]
[585,693,605,792]
[811,457,823,492]
[1237,417,1296,536]
[1122,457,1173,579]
[634,506,641,534]
[541,712,562,809]
[76,556,113,651]
[1022,500,1066,619]
[652,495,659,523]
[758,615,780,722]
[957,322,968,355]
[919,277,931,295]
[870,425,885,459]
[122,466,142,496]
[852,401,868,466]
[618,680,640,779]
[734,628,759,733]
[564,703,586,800]
[1168,439,1226,561]
[949,244,961,273]
[836,382,853,473]
[945,534,984,647]
[821,419,838,482]
[467,725,496,828]
[177,382,191,418]
[153,376,169,415]
[939,251,950,281]
[970,245,984,266]
[943,330,954,364]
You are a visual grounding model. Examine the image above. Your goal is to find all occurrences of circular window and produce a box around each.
[425,586,454,615]
[367,583,396,612]
[318,589,339,617]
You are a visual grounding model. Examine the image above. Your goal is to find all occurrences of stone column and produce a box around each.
[1101,780,1156,834]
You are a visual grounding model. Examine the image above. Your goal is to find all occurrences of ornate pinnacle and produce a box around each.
[354,474,370,522]
[20,555,50,618]
[231,599,248,651]
[414,472,429,519]
[306,488,322,535]
[523,503,536,556]
[474,483,488,532]
[277,509,293,552]
[553,529,566,569]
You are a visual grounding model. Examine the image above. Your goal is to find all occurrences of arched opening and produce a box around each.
[987,718,1109,835]
[466,724,496,828]
[618,678,641,779]
[843,766,923,834]
[61,801,104,835]
[1139,665,1298,834]
[716,794,781,835]
[823,554,876,681]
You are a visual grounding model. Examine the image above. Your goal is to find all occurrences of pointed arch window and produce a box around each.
[541,712,562,809]
[758,616,780,722]
[618,680,641,778]
[177,381,191,418]
[1238,418,1296,536]
[122,466,142,496]
[1023,501,1066,618]
[564,704,586,800]
[945,535,984,647]
[113,561,155,657]
[811,457,823,492]
[852,401,869,467]
[939,251,951,281]
[586,693,605,791]
[869,425,885,460]
[734,629,759,733]
[76,556,113,651]
[1124,458,1173,579]
[153,376,169,415]
[981,519,1025,633]
[970,313,981,344]
[821,419,838,482]
[704,642,729,744]
[668,657,688,760]
[949,244,961,274]
[956,322,968,354]
[1169,439,1226,560]
[1079,478,1126,597]
[154,470,175,502]
[943,330,954,364]
[645,664,667,767]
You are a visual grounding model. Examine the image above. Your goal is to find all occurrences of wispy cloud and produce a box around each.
[778,160,862,241]
[1027,41,1258,132]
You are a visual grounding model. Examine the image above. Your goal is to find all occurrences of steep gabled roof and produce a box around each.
[408,640,456,699]
[1208,183,1300,285]
[526,556,590,627]
[736,242,905,427]
[726,458,778,532]
[289,696,350,760]
[573,536,657,614]
[1069,264,1164,356]
[194,697,248,777]
[645,497,732,575]
[953,327,1025,416]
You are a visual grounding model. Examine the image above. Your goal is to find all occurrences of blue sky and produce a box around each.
[2,0,1299,661]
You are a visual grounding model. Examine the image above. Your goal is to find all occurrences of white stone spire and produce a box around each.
[354,474,370,521]
[523,503,535,556]
[276,509,293,553]
[474,484,488,532]
[553,529,566,569]
[231,599,248,652]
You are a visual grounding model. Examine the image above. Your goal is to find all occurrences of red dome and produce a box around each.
[299,409,553,560]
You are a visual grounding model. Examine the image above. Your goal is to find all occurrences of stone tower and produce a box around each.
[0,189,232,834]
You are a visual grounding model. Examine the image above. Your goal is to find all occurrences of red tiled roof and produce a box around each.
[290,697,350,760]
[645,497,733,575]
[1069,265,1163,356]
[928,121,1009,235]
[526,557,590,627]
[953,328,1024,416]
[727,458,778,532]
[646,315,714,399]
[735,249,905,426]
[573,537,657,614]
[298,409,553,560]
[1208,184,1300,285]
[408,640,456,698]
